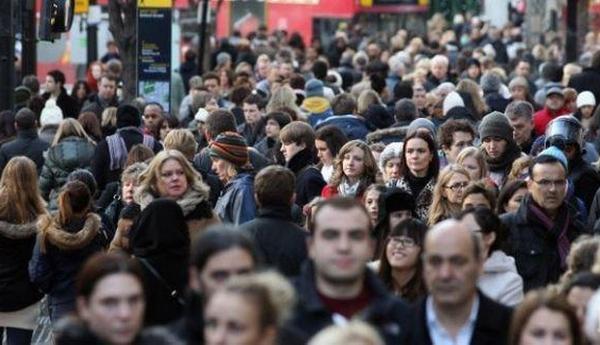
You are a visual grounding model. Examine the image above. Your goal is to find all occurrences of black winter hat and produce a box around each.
[116,104,141,128]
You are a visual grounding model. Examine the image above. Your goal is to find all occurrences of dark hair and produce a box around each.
[541,62,563,82]
[394,99,418,123]
[265,111,292,129]
[529,154,566,178]
[78,112,103,141]
[205,110,237,139]
[563,272,600,295]
[458,207,506,256]
[0,110,16,142]
[67,169,98,199]
[243,94,266,109]
[370,74,386,95]
[315,125,349,160]
[311,197,372,235]
[71,80,91,99]
[191,225,260,271]
[144,102,164,112]
[393,80,414,101]
[76,252,144,299]
[331,93,356,115]
[437,119,475,150]
[202,72,219,83]
[58,180,92,225]
[255,166,295,207]
[230,86,252,106]
[47,69,66,86]
[378,218,428,302]
[497,180,527,214]
[400,131,440,179]
[126,144,155,166]
[462,181,496,210]
[15,108,36,130]
[22,74,40,94]
[312,60,328,80]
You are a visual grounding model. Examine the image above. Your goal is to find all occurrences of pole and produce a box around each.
[21,0,36,77]
[0,0,15,111]
[87,0,98,65]
[198,0,209,75]
[566,0,578,62]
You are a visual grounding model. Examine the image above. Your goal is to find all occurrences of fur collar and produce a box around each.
[366,126,407,144]
[0,220,38,240]
[37,213,101,253]
[136,183,209,216]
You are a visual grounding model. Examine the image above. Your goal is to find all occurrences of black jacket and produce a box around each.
[81,93,120,120]
[501,196,586,292]
[484,92,510,113]
[285,261,411,345]
[569,156,600,211]
[0,129,50,175]
[239,206,308,277]
[286,148,326,208]
[408,291,512,345]
[569,67,600,103]
[42,89,79,118]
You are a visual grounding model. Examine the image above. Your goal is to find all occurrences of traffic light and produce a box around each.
[39,0,75,42]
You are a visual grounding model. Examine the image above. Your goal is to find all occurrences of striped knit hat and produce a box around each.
[209,131,250,168]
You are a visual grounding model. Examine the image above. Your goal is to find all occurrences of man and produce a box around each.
[142,102,164,139]
[0,108,49,174]
[301,79,333,127]
[239,166,308,277]
[425,55,451,91]
[41,70,79,118]
[286,197,410,344]
[82,75,120,119]
[237,94,266,146]
[533,87,571,136]
[438,119,475,166]
[478,111,523,187]
[177,75,204,125]
[505,100,536,154]
[501,148,586,291]
[203,72,231,108]
[409,219,512,345]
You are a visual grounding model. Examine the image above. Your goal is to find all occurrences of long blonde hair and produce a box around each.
[0,156,46,223]
[428,164,470,226]
[329,140,378,192]
[52,118,95,146]
[266,85,301,114]
[456,146,488,180]
[456,79,487,119]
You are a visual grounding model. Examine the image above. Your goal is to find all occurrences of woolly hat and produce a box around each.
[407,118,436,137]
[209,131,250,168]
[116,104,142,128]
[480,72,502,93]
[537,145,568,171]
[364,104,394,130]
[379,142,403,171]
[443,91,465,116]
[195,108,209,123]
[508,76,529,90]
[216,52,231,66]
[40,99,64,127]
[384,188,415,215]
[305,79,324,98]
[546,87,564,98]
[478,111,513,142]
[577,91,596,109]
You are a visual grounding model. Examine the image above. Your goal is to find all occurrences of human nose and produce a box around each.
[336,235,351,252]
[208,326,227,345]
[438,260,454,279]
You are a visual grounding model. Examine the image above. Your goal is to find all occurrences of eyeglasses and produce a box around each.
[445,181,469,191]
[533,179,567,189]
[389,236,416,248]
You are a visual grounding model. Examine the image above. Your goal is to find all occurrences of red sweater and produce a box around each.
[533,107,570,136]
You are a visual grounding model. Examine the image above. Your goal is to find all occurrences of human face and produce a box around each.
[505,187,528,214]
[462,193,491,210]
[204,78,220,95]
[528,162,567,214]
[143,105,163,131]
[405,138,433,177]
[279,63,293,79]
[121,179,137,205]
[309,206,373,287]
[413,85,427,109]
[315,139,333,166]
[516,61,531,77]
[443,173,470,205]
[364,189,381,226]
[460,156,482,180]
[423,224,481,307]
[519,307,572,345]
[196,247,255,297]
[280,141,305,162]
[546,94,565,111]
[342,147,366,183]
[445,132,473,163]
[91,64,103,79]
[389,210,413,230]
[243,103,261,125]
[77,273,145,345]
[99,78,116,100]
[206,98,219,114]
[482,137,507,160]
[567,286,595,325]
[76,84,88,100]
[384,157,402,182]
[467,65,480,79]
[510,86,527,101]
[157,159,189,199]
[461,213,490,257]
[160,121,171,141]
[45,75,59,94]
[580,105,594,119]
[204,292,273,345]
[211,157,235,183]
[509,116,534,146]
[386,235,420,270]
[431,62,448,80]
[264,119,280,139]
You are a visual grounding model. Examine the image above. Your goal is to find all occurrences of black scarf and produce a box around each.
[286,147,317,175]
[482,140,522,172]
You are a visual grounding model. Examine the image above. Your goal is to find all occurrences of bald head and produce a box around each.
[425,219,481,261]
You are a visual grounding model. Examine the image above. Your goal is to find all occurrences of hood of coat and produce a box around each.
[483,250,518,274]
[37,213,101,253]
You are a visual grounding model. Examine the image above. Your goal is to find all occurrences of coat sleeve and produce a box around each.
[91,141,109,191]
[232,187,256,226]
[497,273,524,307]
[28,238,53,293]
[588,190,600,234]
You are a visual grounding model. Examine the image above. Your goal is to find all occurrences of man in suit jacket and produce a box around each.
[409,219,512,345]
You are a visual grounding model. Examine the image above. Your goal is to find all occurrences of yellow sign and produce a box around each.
[360,0,373,6]
[75,0,89,14]
[138,0,173,8]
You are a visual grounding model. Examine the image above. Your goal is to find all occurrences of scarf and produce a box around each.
[482,140,522,172]
[107,126,155,171]
[527,199,571,269]
[338,178,361,197]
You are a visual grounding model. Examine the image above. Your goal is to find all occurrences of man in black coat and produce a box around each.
[239,165,307,277]
[0,108,49,174]
[569,50,600,103]
[409,219,512,345]
[41,70,79,118]
[285,198,410,344]
[82,75,120,120]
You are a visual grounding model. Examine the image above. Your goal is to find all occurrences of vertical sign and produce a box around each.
[137,0,172,111]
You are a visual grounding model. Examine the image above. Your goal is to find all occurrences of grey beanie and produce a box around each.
[407,118,436,137]
[478,111,513,142]
[480,72,502,93]
[305,79,325,98]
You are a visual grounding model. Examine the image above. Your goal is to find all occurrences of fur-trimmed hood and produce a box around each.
[0,219,38,240]
[366,126,407,145]
[37,213,101,253]
[135,182,210,217]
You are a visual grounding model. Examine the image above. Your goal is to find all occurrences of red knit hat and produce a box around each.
[209,131,250,168]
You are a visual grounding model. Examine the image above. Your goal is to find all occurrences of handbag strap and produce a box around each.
[137,257,185,306]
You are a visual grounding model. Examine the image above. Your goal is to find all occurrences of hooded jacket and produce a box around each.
[301,97,333,127]
[477,250,524,307]
[214,172,256,225]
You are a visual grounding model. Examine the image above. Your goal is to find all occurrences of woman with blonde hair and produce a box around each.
[39,118,96,210]
[309,321,384,345]
[266,84,301,115]
[456,146,489,181]
[357,89,383,116]
[135,149,217,235]
[428,164,470,225]
[100,106,117,137]
[321,140,378,199]
[0,157,47,343]
[456,79,488,119]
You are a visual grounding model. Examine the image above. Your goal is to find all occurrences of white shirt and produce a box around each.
[321,164,334,183]
[426,295,480,345]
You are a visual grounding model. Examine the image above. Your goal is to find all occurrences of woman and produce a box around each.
[390,131,439,221]
[204,271,295,345]
[428,164,470,225]
[377,219,428,302]
[456,146,489,181]
[254,111,292,164]
[134,149,216,236]
[322,140,378,199]
[39,119,96,210]
[78,111,103,143]
[158,114,180,143]
[461,181,497,210]
[379,142,403,184]
[209,132,257,225]
[29,181,105,324]
[363,184,386,227]
[70,80,91,113]
[459,207,524,306]
[456,79,488,120]
[101,106,118,137]
[0,157,47,344]
[509,290,582,345]
[497,180,528,214]
[314,125,348,183]
[130,198,189,326]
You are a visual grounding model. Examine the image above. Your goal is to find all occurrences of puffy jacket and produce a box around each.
[315,115,372,141]
[39,136,96,208]
[214,172,256,225]
[478,250,524,307]
[301,97,333,127]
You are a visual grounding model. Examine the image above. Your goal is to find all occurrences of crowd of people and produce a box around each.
[4,12,600,345]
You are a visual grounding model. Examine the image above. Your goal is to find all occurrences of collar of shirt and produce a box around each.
[426,294,480,345]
